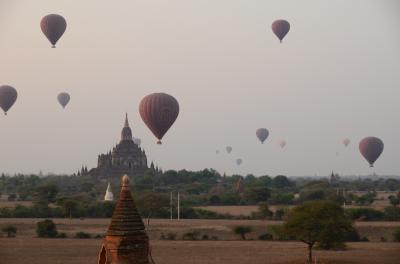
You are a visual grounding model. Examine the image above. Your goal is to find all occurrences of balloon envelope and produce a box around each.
[256,128,269,144]
[342,138,350,147]
[57,92,70,109]
[139,93,179,144]
[236,158,242,166]
[279,140,286,148]
[226,146,232,153]
[271,19,290,43]
[41,14,67,48]
[0,85,18,115]
[359,137,384,167]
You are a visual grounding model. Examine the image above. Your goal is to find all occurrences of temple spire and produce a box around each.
[121,113,133,141]
[124,112,129,127]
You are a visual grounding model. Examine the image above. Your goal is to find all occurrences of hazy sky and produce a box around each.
[0,0,399,177]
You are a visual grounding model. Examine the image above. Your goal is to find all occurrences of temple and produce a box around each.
[98,175,150,264]
[87,114,149,179]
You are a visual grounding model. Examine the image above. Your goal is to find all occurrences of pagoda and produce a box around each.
[98,175,150,264]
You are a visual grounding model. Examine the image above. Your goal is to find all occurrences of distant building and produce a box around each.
[104,183,114,201]
[85,114,149,179]
[98,175,150,264]
[329,171,340,184]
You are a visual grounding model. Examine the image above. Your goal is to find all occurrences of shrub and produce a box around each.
[1,225,17,237]
[211,235,219,240]
[274,208,286,220]
[36,219,58,238]
[268,225,293,241]
[201,234,209,240]
[346,208,384,221]
[166,232,177,240]
[258,233,273,241]
[384,206,400,221]
[57,232,67,238]
[344,226,361,242]
[394,227,400,242]
[257,202,273,219]
[233,226,252,240]
[182,231,200,240]
[75,232,91,239]
[8,194,17,201]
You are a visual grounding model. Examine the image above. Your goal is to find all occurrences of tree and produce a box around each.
[7,193,17,201]
[389,195,400,207]
[34,184,59,206]
[284,201,353,264]
[233,226,252,240]
[394,227,400,242]
[244,187,271,204]
[257,202,273,219]
[2,225,17,237]
[136,192,169,227]
[36,219,58,238]
[57,198,78,219]
[272,175,292,189]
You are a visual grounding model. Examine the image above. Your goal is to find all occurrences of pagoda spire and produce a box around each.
[121,113,133,142]
[124,112,129,127]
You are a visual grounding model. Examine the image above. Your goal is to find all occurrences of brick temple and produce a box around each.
[98,175,150,264]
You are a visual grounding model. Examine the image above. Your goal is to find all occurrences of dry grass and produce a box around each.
[0,238,399,264]
[0,201,33,208]
[0,218,399,242]
[195,205,259,216]
[0,218,399,264]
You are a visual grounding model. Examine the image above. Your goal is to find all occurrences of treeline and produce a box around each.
[1,170,400,219]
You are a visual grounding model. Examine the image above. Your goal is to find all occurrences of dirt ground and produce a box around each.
[0,218,399,263]
[0,238,399,264]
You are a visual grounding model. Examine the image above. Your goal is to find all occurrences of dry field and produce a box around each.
[196,205,293,216]
[0,218,399,263]
[0,238,399,264]
[0,200,33,208]
[0,218,399,242]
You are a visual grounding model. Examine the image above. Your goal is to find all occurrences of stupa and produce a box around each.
[104,183,114,201]
[98,175,150,264]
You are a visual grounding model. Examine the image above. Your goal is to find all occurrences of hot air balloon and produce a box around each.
[226,146,232,153]
[139,93,179,144]
[216,150,220,154]
[133,137,142,146]
[236,158,242,166]
[279,139,286,148]
[41,14,67,48]
[0,85,18,115]
[342,138,350,147]
[271,19,290,43]
[256,128,269,144]
[359,137,384,167]
[57,92,70,109]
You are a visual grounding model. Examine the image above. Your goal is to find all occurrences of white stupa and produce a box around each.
[104,183,114,201]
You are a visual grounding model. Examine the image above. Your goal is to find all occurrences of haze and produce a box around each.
[0,0,399,176]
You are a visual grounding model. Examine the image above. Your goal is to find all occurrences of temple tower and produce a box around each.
[98,175,150,264]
